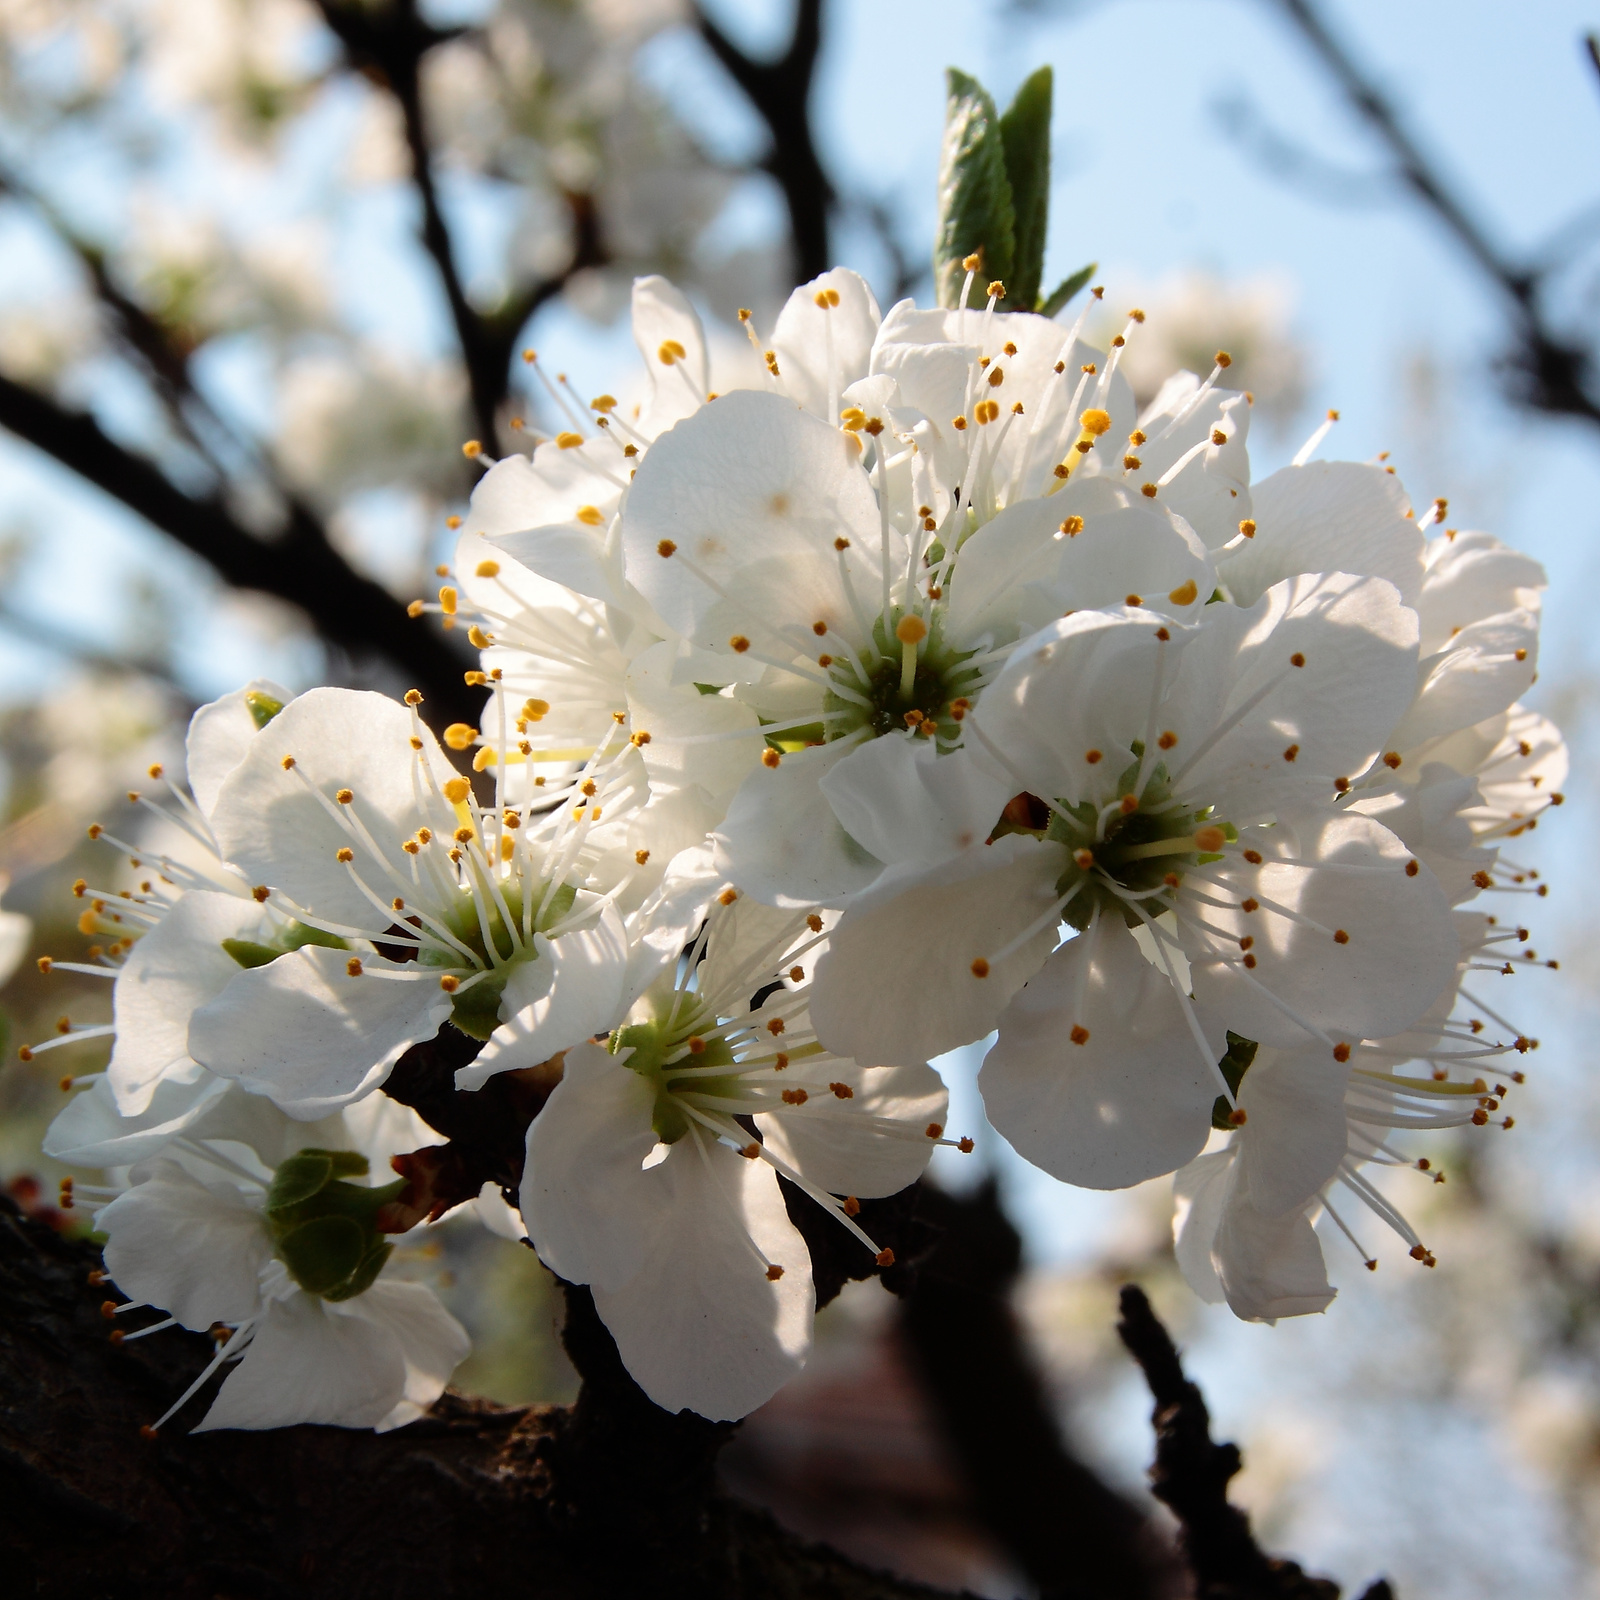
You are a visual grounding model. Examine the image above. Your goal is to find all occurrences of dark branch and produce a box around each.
[0,372,479,727]
[695,0,832,283]
[1269,0,1600,428]
[0,1194,962,1600]
[1117,1284,1369,1600]
[312,1,608,450]
[898,1184,1167,1600]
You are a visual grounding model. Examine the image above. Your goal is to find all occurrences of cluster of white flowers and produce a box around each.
[35,260,1562,1429]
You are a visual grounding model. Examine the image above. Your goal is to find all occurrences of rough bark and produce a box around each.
[0,1193,965,1600]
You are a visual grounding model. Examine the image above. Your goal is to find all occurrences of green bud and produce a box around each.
[222,920,349,970]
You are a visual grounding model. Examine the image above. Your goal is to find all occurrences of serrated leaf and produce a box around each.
[934,68,1015,310]
[999,66,1052,312]
[1039,261,1098,319]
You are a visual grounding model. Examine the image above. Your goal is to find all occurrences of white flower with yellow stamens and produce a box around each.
[87,1098,466,1435]
[811,574,1462,1191]
[1173,912,1538,1322]
[26,679,295,1112]
[184,685,660,1117]
[521,879,952,1420]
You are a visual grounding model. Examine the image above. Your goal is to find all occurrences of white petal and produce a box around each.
[620,388,892,647]
[1385,609,1538,752]
[109,890,270,1115]
[810,835,1064,1067]
[981,920,1221,1188]
[188,945,451,1117]
[195,1291,407,1432]
[520,1040,662,1292]
[455,909,632,1091]
[0,909,29,990]
[756,1060,947,1198]
[1187,807,1457,1047]
[770,267,882,419]
[1213,1198,1335,1322]
[632,274,710,435]
[1220,461,1422,607]
[45,1071,235,1169]
[1417,529,1544,653]
[1172,1147,1235,1304]
[335,1280,470,1431]
[819,737,1008,867]
[592,1133,812,1420]
[98,1161,269,1330]
[1134,386,1254,551]
[1349,763,1493,905]
[185,679,291,822]
[624,638,762,807]
[211,688,458,932]
[1234,1046,1352,1215]
[714,736,885,907]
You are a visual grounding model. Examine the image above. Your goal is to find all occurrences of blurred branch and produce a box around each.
[695,0,832,284]
[312,0,608,450]
[1117,1285,1391,1600]
[0,373,479,727]
[1267,0,1600,429]
[898,1184,1167,1600]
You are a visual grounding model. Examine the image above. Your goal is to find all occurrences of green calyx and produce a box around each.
[244,690,285,729]
[1030,750,1234,930]
[222,921,349,969]
[611,1009,741,1146]
[935,64,1094,317]
[418,879,579,1040]
[821,606,982,745]
[1211,1032,1259,1131]
[264,1148,404,1302]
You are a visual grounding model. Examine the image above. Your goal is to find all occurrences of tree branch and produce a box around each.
[312,1,609,451]
[1116,1285,1391,1600]
[1269,0,1600,428]
[0,1193,963,1600]
[695,0,832,283]
[0,372,479,727]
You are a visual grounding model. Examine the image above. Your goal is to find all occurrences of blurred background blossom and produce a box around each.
[3,2,1600,1596]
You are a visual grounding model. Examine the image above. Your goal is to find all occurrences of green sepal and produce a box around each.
[244,689,285,729]
[1039,261,1097,319]
[1211,1032,1260,1130]
[323,1240,393,1303]
[221,921,349,970]
[998,66,1052,312]
[263,1146,405,1301]
[934,69,1015,309]
[449,969,510,1040]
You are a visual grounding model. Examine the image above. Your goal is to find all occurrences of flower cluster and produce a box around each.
[37,261,1562,1428]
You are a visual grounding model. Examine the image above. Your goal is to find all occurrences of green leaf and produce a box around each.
[934,69,1015,309]
[1039,261,1098,319]
[998,66,1052,311]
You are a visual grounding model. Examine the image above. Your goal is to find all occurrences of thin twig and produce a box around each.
[1269,0,1600,428]
[694,0,832,283]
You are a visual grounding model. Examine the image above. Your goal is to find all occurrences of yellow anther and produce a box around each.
[472,748,495,772]
[813,287,841,307]
[657,339,687,365]
[336,847,354,863]
[522,698,550,720]
[443,724,478,751]
[555,432,584,450]
[1215,350,1232,368]
[462,440,482,458]
[474,560,500,578]
[467,624,492,649]
[1168,579,1198,605]
[1079,409,1112,435]
[443,776,472,804]
[986,280,1005,300]
[1238,519,1256,538]
[575,505,604,526]
[896,615,928,645]
[439,586,458,615]
[590,394,617,412]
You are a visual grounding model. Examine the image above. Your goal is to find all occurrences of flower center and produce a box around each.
[263,1147,404,1302]
[820,606,983,746]
[611,1004,746,1144]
